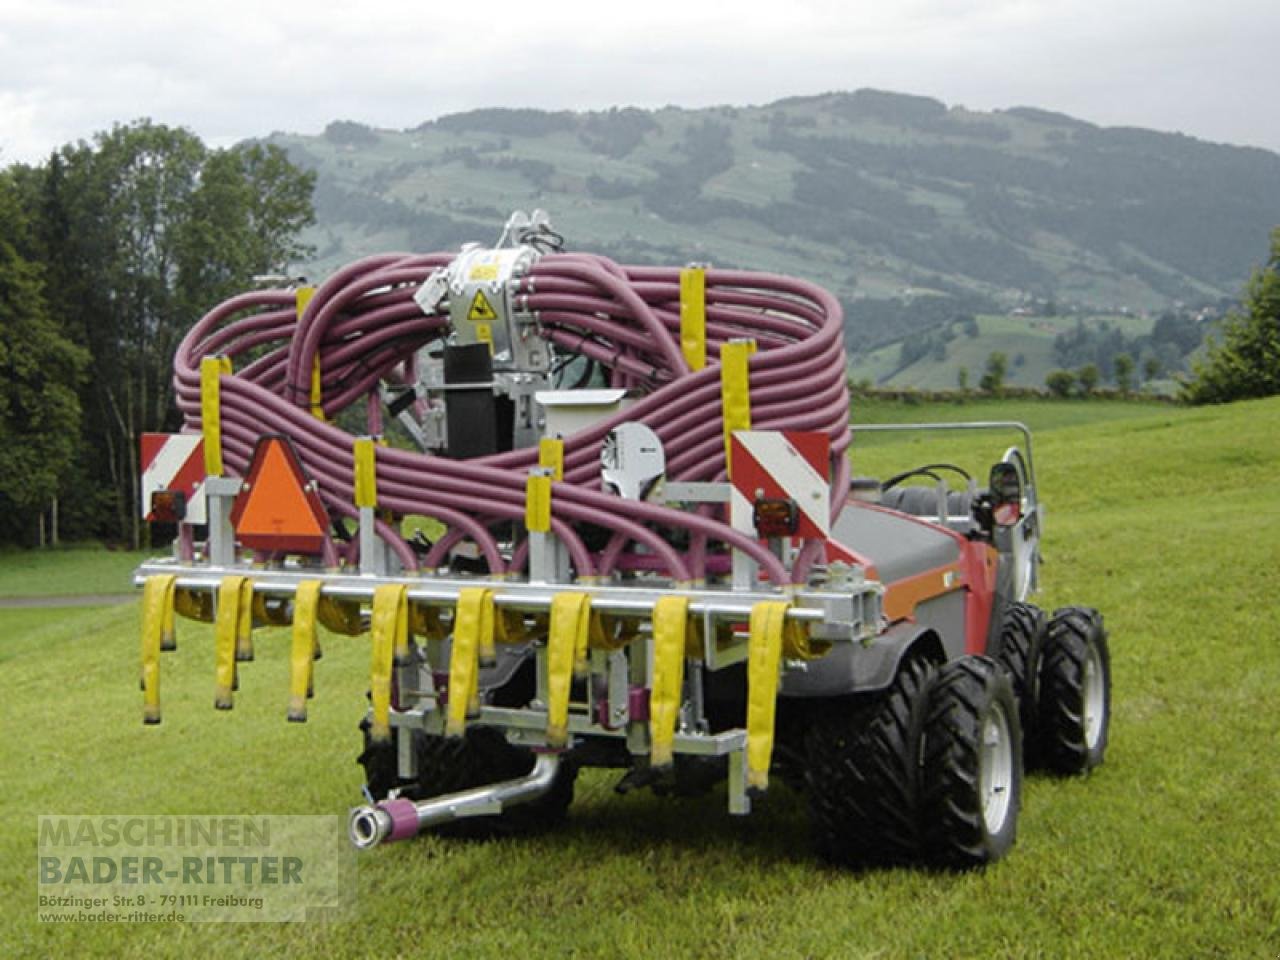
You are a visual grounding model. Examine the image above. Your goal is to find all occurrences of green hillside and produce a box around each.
[259,91,1280,348]
[5,396,1279,957]
[849,312,1174,390]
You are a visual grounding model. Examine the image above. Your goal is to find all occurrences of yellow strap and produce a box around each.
[234,577,255,662]
[446,587,494,736]
[746,600,789,791]
[369,584,408,742]
[680,267,707,371]
[539,437,564,481]
[649,596,690,768]
[720,339,754,472]
[546,592,592,747]
[173,588,213,623]
[410,603,449,643]
[495,608,527,645]
[317,596,364,636]
[200,356,225,476]
[526,473,552,533]
[139,575,176,724]
[287,581,322,722]
[353,437,377,509]
[214,575,251,709]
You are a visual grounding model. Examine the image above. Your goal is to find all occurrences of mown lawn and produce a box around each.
[2,397,1278,959]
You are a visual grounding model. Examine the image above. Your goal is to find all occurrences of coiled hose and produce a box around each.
[172,252,851,585]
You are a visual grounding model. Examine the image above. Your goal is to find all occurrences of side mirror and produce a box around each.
[989,462,1023,526]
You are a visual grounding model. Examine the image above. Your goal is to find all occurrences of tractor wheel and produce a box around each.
[1037,606,1111,775]
[804,651,938,866]
[993,601,1045,763]
[921,656,1022,868]
[357,722,577,837]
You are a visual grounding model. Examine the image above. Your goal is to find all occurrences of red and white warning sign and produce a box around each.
[729,430,831,539]
[140,433,207,524]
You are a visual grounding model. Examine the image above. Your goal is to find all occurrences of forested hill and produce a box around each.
[261,90,1280,348]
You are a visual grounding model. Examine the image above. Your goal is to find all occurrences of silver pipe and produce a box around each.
[348,753,561,849]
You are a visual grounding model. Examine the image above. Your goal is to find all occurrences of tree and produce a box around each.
[979,351,1007,394]
[957,366,970,392]
[0,174,88,543]
[1045,369,1075,397]
[12,120,315,545]
[1182,227,1280,404]
[1077,363,1100,394]
[1113,353,1135,395]
[1143,356,1161,383]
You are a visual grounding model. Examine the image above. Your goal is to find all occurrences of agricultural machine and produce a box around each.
[135,211,1110,868]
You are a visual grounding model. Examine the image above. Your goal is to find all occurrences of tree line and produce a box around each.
[0,120,315,547]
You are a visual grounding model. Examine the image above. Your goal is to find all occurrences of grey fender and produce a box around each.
[780,622,944,698]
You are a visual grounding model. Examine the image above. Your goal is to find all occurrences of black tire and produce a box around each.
[993,601,1046,762]
[921,656,1023,869]
[1038,606,1111,775]
[357,722,577,837]
[804,651,938,866]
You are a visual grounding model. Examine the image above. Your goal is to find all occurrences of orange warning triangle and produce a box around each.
[230,435,330,553]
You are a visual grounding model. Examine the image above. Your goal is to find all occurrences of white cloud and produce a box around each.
[1,0,1277,163]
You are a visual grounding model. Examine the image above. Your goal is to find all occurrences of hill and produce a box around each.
[260,90,1280,350]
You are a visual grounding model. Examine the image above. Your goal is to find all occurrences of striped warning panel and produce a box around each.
[729,430,830,539]
[140,433,207,524]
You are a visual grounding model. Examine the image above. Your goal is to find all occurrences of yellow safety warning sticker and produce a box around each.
[469,264,500,282]
[468,289,499,322]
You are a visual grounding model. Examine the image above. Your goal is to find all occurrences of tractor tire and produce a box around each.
[357,721,577,838]
[1037,606,1111,775]
[921,656,1022,869]
[993,602,1045,763]
[804,651,938,866]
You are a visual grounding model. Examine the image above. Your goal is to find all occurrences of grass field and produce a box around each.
[0,545,151,598]
[3,398,1279,958]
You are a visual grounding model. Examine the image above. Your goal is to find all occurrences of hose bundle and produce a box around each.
[173,251,851,585]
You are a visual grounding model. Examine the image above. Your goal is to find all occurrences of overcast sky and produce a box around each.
[2,0,1277,164]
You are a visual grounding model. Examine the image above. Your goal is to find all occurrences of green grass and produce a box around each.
[3,398,1279,958]
[0,545,153,598]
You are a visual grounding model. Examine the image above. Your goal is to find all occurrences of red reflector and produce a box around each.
[148,490,187,524]
[753,498,799,538]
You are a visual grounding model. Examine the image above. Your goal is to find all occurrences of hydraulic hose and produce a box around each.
[172,249,851,585]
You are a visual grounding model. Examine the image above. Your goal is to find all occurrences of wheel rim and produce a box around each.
[1082,640,1106,751]
[979,701,1014,835]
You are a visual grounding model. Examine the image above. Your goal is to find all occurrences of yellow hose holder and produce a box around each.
[526,473,552,534]
[746,600,790,791]
[214,576,254,709]
[680,266,707,372]
[369,584,409,742]
[720,339,754,472]
[353,437,377,509]
[139,575,177,725]
[649,595,690,768]
[200,356,231,477]
[546,592,592,748]
[446,587,494,737]
[538,437,564,481]
[288,581,323,722]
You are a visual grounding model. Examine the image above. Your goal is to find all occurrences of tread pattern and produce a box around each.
[994,601,1045,760]
[921,656,1022,869]
[805,652,937,866]
[1038,606,1110,775]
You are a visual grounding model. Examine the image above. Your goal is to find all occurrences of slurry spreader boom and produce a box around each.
[135,211,1111,868]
